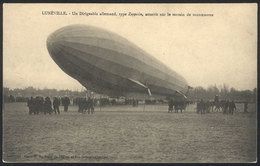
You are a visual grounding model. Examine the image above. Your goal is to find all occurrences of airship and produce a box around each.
[46,24,190,99]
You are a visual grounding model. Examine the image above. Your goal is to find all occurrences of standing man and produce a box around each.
[198,99,204,114]
[53,97,60,114]
[78,98,85,113]
[168,99,174,113]
[27,97,34,115]
[229,100,236,114]
[87,97,94,114]
[44,97,52,114]
[63,96,70,112]
[35,96,41,114]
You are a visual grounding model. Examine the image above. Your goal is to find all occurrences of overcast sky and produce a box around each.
[3,4,257,91]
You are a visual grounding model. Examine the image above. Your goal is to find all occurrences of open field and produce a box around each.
[3,102,257,163]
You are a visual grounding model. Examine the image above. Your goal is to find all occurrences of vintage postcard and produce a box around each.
[3,3,257,163]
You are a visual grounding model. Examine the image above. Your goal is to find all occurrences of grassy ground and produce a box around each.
[3,102,257,163]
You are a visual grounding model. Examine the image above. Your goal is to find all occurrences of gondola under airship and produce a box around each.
[46,24,190,99]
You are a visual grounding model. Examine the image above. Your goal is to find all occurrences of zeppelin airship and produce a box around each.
[46,24,190,99]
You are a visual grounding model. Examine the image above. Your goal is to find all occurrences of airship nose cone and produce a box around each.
[46,30,63,64]
[46,24,87,62]
[46,32,57,54]
[46,34,54,46]
[47,36,54,57]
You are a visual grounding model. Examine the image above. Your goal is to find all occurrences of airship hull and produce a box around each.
[47,24,188,98]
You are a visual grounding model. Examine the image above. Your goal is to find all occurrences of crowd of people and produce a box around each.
[196,99,237,114]
[167,95,249,114]
[27,95,250,115]
[27,96,71,115]
[78,97,95,114]
[27,96,97,115]
[168,100,188,113]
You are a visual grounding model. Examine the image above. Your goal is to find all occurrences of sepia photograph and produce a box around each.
[3,3,257,163]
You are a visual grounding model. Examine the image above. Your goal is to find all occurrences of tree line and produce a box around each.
[186,85,256,103]
[3,85,257,103]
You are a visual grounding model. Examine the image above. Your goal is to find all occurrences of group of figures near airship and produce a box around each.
[195,99,237,114]
[77,97,95,114]
[27,96,70,115]
[167,96,248,115]
[26,94,250,115]
[27,96,97,115]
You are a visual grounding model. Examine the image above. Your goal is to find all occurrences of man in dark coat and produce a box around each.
[229,100,236,114]
[87,97,94,114]
[53,97,60,114]
[78,98,85,113]
[197,99,204,114]
[27,97,34,115]
[35,96,42,114]
[168,99,174,113]
[63,97,70,112]
[44,97,52,114]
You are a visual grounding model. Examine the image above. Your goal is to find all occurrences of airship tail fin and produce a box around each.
[176,90,187,99]
[147,88,152,96]
[128,78,152,96]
